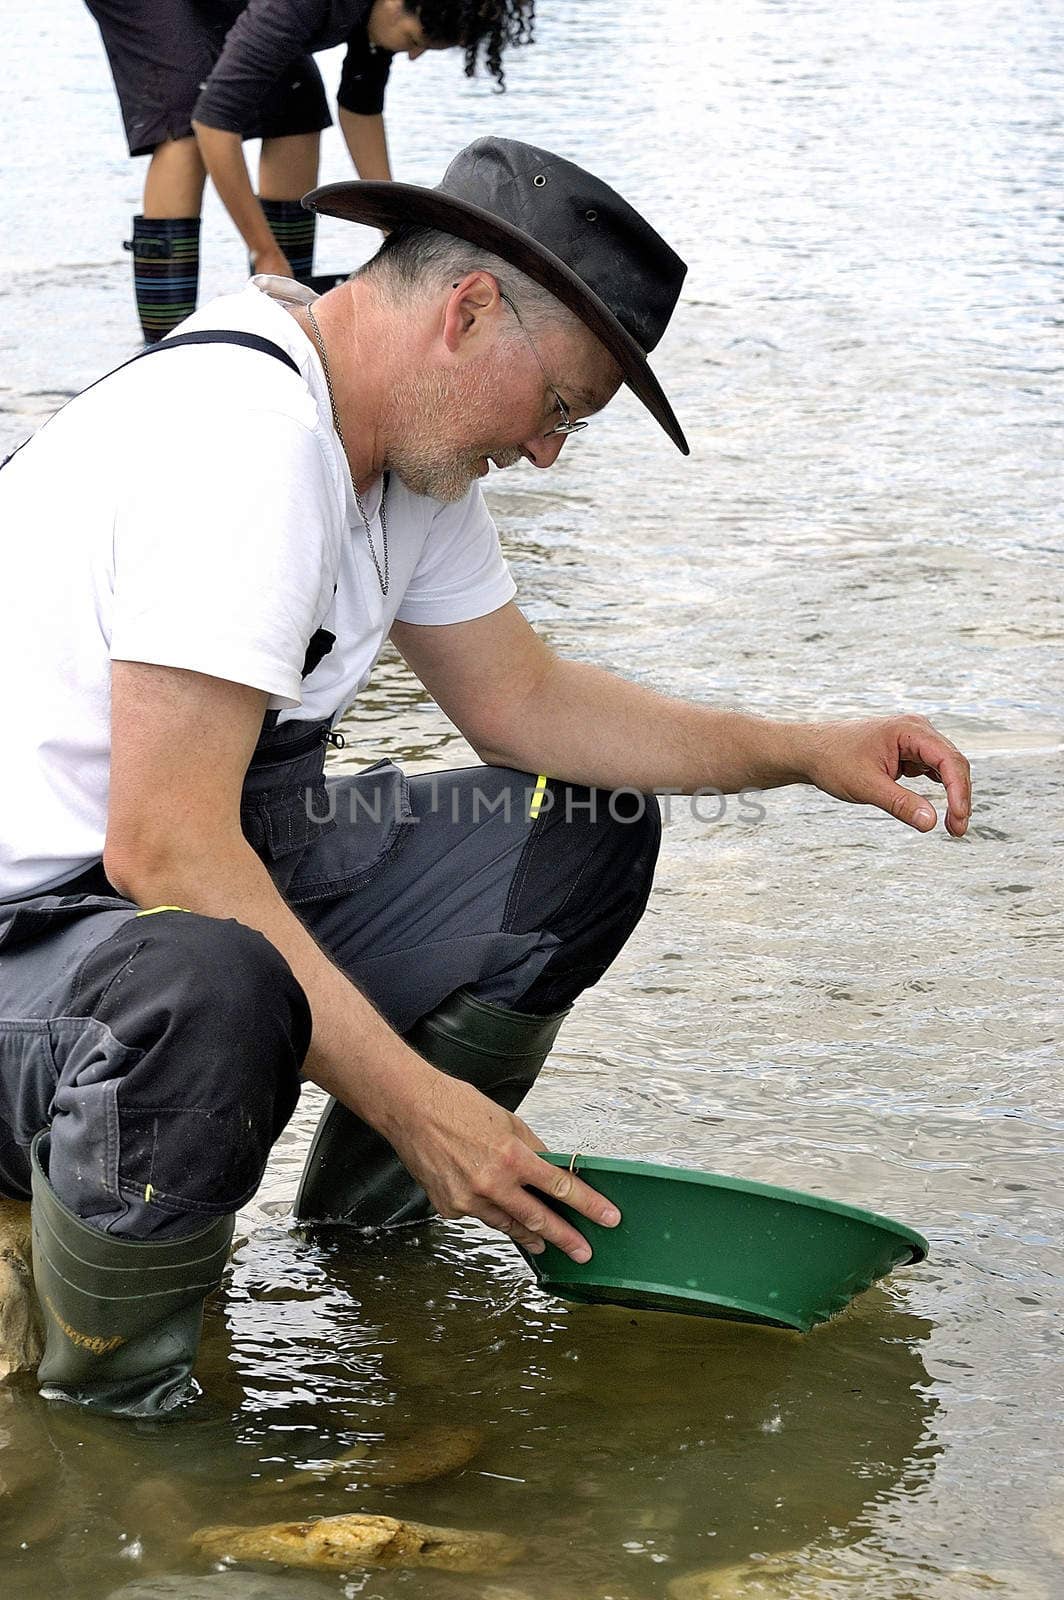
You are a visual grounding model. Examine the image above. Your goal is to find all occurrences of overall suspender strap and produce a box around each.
[1,330,301,469]
[134,330,302,375]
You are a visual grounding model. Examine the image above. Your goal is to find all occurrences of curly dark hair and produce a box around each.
[410,1,536,90]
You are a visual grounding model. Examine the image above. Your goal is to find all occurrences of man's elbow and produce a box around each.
[103,831,178,905]
[460,674,555,774]
[103,819,240,906]
[456,714,519,772]
[457,724,491,765]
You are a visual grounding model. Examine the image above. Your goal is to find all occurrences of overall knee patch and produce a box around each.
[51,914,311,1233]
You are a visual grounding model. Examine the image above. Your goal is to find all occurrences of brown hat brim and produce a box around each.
[303,181,690,456]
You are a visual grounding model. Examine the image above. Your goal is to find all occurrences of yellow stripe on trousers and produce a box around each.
[528,774,549,821]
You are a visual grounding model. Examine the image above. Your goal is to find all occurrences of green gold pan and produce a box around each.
[518,1154,929,1333]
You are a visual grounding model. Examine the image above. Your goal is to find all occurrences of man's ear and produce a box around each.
[442,272,501,355]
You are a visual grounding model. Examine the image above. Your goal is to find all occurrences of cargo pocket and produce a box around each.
[241,774,336,863]
[0,1018,59,1193]
[285,760,413,906]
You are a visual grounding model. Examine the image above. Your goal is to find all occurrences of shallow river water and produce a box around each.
[2,1,1063,1597]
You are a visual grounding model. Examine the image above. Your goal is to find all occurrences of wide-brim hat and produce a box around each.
[302,137,689,454]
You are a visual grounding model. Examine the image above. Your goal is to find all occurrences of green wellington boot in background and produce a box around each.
[30,1133,233,1417]
[294,989,570,1227]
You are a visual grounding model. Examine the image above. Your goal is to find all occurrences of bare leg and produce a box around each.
[143,136,207,218]
[258,132,321,200]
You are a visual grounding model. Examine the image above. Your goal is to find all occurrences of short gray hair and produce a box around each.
[359,226,580,341]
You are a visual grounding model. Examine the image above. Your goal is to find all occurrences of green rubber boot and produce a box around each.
[294,989,570,1227]
[30,1133,234,1417]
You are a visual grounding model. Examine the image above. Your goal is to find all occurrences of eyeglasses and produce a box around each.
[498,290,589,438]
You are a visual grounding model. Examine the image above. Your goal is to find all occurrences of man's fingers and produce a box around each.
[479,1203,545,1255]
[878,782,939,832]
[478,1156,625,1262]
[809,715,972,837]
[855,721,973,834]
[539,1162,622,1230]
[499,1155,624,1264]
[895,728,972,836]
[479,1193,590,1264]
[933,750,972,835]
[506,1190,593,1262]
[408,1087,624,1263]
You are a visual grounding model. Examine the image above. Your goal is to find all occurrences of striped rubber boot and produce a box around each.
[123,215,201,344]
[258,198,316,284]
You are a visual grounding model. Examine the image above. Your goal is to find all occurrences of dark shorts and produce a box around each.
[84,0,332,156]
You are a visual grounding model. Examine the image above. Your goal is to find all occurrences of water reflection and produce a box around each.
[0,1224,940,1598]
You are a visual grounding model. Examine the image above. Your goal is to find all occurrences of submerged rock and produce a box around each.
[1031,1497,1064,1559]
[668,1557,802,1600]
[667,1549,888,1599]
[0,1199,42,1382]
[107,1576,334,1600]
[272,1421,484,1491]
[0,1396,46,1505]
[192,1511,525,1574]
[667,1551,1047,1599]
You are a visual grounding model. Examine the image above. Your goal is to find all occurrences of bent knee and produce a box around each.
[71,911,312,1078]
[149,913,312,1075]
[601,786,662,876]
[507,781,661,941]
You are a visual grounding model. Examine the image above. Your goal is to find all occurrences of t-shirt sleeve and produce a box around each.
[110,409,340,709]
[337,33,393,115]
[193,0,331,132]
[394,485,517,626]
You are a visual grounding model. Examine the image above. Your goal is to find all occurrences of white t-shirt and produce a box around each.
[0,278,516,900]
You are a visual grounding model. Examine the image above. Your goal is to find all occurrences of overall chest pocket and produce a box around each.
[239,718,337,892]
[283,760,413,907]
[241,776,336,863]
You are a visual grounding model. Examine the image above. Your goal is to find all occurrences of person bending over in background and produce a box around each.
[83,0,534,342]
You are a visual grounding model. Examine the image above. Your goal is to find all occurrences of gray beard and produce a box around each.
[389,444,483,504]
[385,367,523,502]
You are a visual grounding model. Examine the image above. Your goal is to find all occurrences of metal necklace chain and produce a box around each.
[306,302,389,596]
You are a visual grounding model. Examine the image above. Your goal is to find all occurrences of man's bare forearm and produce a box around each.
[106,833,434,1138]
[479,653,815,795]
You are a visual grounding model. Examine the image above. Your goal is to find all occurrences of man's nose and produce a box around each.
[521,434,567,470]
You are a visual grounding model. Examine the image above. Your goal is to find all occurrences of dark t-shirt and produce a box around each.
[193,0,393,132]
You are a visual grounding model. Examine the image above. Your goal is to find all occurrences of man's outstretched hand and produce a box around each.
[802,715,971,835]
[386,1072,620,1262]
